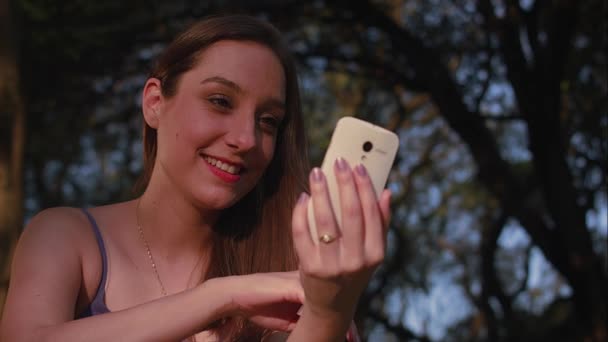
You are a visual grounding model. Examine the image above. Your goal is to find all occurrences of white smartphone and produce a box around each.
[307,116,400,243]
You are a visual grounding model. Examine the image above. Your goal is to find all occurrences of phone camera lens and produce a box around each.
[363,141,373,152]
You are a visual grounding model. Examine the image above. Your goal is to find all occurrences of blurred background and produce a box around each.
[1,0,606,341]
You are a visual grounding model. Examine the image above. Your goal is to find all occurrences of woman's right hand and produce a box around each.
[216,271,304,332]
[290,160,391,336]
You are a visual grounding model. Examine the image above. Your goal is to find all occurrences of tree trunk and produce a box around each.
[0,0,26,317]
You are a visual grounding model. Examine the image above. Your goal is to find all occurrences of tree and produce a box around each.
[3,0,606,340]
[265,1,606,340]
[0,0,25,314]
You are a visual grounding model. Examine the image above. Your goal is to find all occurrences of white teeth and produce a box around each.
[203,156,241,175]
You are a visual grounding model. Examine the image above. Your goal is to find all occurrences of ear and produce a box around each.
[142,78,163,129]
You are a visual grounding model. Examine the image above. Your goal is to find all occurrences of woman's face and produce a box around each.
[152,40,286,210]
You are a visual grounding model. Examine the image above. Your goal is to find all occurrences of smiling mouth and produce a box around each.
[202,156,242,175]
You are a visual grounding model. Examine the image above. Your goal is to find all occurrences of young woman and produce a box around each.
[0,15,391,341]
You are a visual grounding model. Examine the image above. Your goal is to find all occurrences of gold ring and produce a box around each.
[319,233,336,244]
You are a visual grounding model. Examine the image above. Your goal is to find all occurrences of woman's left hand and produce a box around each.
[291,159,391,325]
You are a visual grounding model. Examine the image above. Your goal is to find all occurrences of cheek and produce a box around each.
[249,137,276,178]
[263,137,278,166]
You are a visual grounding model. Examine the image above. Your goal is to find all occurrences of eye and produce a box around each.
[258,114,282,133]
[208,95,232,109]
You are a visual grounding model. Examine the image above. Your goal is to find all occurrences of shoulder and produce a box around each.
[19,207,94,252]
[7,206,105,303]
[0,207,101,336]
[12,206,108,272]
[19,201,138,258]
[26,206,88,229]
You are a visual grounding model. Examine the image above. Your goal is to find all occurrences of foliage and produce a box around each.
[7,0,607,341]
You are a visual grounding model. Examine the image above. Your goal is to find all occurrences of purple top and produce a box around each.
[78,208,111,318]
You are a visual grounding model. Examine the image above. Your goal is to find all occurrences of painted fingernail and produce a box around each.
[311,168,324,182]
[335,157,348,172]
[355,164,368,177]
[297,192,309,204]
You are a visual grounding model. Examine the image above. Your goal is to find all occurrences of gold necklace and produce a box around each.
[136,199,168,296]
[135,200,198,342]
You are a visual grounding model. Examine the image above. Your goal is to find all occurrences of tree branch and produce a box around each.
[479,114,524,121]
[480,213,513,335]
[513,0,542,60]
[293,50,427,92]
[511,243,533,299]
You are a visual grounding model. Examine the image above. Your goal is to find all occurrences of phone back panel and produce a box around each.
[307,117,399,241]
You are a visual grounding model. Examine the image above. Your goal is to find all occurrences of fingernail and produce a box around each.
[355,164,368,177]
[297,192,309,204]
[311,168,324,182]
[335,157,348,172]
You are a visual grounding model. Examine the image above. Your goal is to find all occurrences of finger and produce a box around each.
[353,164,385,266]
[284,274,306,304]
[268,272,307,305]
[333,157,364,267]
[379,189,392,250]
[291,192,316,266]
[379,189,392,233]
[252,315,299,332]
[309,168,340,262]
[269,270,301,280]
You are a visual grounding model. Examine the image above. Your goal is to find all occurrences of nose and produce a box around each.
[225,112,257,152]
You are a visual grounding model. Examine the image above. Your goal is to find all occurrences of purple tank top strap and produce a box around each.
[78,208,111,317]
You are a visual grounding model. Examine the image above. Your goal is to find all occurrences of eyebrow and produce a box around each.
[201,76,286,112]
[263,98,286,113]
[200,76,242,93]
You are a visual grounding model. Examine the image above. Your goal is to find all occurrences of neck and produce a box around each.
[136,187,217,262]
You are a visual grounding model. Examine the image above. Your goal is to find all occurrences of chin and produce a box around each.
[192,191,243,211]
[190,178,258,211]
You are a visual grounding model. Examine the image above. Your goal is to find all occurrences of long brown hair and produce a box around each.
[139,15,309,340]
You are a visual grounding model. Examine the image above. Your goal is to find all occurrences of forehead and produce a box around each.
[186,40,286,97]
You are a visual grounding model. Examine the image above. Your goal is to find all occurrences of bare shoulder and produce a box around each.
[9,206,101,285]
[0,207,100,335]
[25,206,89,232]
[18,206,95,254]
